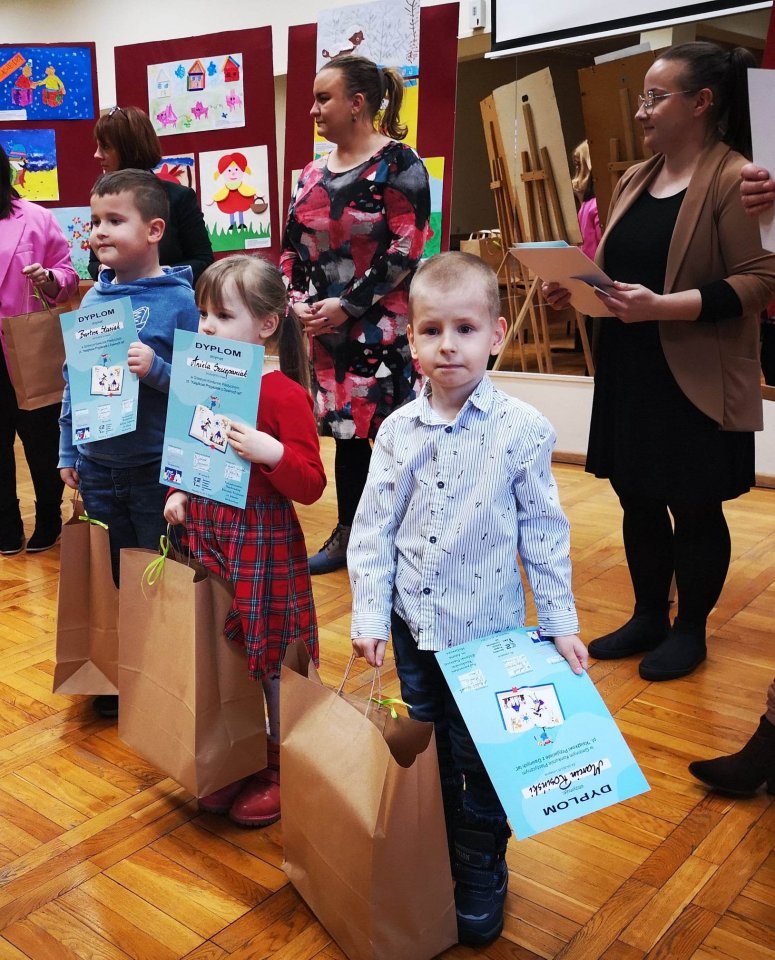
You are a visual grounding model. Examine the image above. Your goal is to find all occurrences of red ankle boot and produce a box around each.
[229,742,280,827]
[199,776,251,814]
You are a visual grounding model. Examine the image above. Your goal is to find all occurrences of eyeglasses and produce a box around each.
[107,105,125,117]
[637,90,695,114]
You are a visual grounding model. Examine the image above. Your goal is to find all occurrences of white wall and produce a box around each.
[2,0,483,109]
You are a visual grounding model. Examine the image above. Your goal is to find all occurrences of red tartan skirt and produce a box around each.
[186,494,319,680]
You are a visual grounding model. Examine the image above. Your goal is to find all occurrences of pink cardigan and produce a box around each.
[0,197,79,363]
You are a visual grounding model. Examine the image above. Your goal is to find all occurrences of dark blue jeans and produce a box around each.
[391,612,507,830]
[75,455,167,585]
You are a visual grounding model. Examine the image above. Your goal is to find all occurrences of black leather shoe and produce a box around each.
[638,621,706,681]
[588,605,670,660]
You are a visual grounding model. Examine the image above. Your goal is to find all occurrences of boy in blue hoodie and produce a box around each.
[58,169,199,716]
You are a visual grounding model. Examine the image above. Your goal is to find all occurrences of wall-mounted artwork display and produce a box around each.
[0,128,59,201]
[0,46,94,121]
[153,153,196,191]
[314,0,421,157]
[422,156,444,257]
[147,54,246,137]
[200,145,271,252]
[52,206,92,279]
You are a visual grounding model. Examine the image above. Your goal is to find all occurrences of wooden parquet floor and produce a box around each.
[1,436,774,960]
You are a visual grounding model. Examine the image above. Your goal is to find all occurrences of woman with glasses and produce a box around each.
[544,42,775,682]
[89,105,213,282]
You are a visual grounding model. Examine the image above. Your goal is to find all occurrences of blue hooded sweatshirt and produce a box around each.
[59,266,200,469]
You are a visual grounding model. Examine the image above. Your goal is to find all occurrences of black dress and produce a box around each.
[586,189,754,502]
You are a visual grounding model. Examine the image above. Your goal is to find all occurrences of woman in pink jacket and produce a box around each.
[0,144,78,555]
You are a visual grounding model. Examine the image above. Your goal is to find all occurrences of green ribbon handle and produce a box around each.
[77,512,108,530]
[368,696,409,719]
[141,533,171,593]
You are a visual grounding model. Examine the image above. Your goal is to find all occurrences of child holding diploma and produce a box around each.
[348,252,587,947]
[58,169,199,719]
[164,255,326,828]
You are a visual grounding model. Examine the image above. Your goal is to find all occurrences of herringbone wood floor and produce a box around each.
[0,436,773,959]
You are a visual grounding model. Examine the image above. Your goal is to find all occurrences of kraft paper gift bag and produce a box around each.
[3,300,68,410]
[118,547,267,798]
[459,229,505,277]
[53,500,119,695]
[281,641,457,960]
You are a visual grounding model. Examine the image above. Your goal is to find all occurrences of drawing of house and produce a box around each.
[155,67,171,98]
[222,55,241,82]
[187,60,206,92]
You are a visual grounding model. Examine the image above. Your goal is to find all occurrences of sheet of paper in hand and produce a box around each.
[435,627,649,838]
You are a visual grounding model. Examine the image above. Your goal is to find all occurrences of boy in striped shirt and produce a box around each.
[348,251,586,947]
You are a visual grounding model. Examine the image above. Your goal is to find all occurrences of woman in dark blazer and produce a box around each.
[545,42,775,682]
[89,106,213,282]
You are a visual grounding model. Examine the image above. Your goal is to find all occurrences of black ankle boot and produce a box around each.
[26,501,62,553]
[689,716,775,796]
[452,819,511,946]
[588,604,670,660]
[0,499,24,555]
[638,619,706,681]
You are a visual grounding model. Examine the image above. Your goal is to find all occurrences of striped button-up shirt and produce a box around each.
[348,376,579,650]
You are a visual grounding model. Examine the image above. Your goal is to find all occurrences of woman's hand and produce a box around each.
[22,262,59,298]
[228,423,283,468]
[60,467,79,490]
[302,297,349,336]
[595,282,701,323]
[164,491,188,524]
[740,162,775,217]
[542,281,572,311]
[127,341,155,378]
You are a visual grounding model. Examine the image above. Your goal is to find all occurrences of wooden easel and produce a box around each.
[480,94,546,373]
[518,99,594,376]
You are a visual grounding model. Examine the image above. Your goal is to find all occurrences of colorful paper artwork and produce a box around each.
[147,54,245,137]
[314,0,421,157]
[316,0,420,71]
[52,207,92,279]
[153,154,197,192]
[200,146,271,253]
[422,156,444,257]
[0,128,59,201]
[0,46,94,121]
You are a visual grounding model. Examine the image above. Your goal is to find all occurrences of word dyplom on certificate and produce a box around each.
[436,629,649,838]
[161,329,264,508]
[60,297,139,444]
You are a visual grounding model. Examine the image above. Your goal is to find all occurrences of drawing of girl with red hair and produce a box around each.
[208,151,265,232]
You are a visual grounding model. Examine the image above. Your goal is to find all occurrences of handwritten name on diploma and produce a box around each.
[186,355,248,378]
[76,321,124,340]
[524,757,612,798]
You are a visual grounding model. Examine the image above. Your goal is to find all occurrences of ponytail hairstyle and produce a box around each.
[195,255,311,393]
[658,41,757,158]
[320,55,407,140]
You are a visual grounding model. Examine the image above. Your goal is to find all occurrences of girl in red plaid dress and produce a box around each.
[165,255,326,827]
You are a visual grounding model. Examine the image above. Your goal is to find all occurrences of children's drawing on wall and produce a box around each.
[0,46,94,120]
[496,684,564,745]
[147,54,245,137]
[153,154,197,191]
[0,128,59,201]
[52,207,92,280]
[200,146,270,253]
[314,0,421,158]
[422,156,444,257]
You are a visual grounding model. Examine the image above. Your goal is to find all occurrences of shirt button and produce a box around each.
[445,426,453,433]
[423,587,431,595]
[437,481,445,488]
[429,536,437,543]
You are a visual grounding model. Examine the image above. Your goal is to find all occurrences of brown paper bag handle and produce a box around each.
[28,276,58,317]
[337,653,381,715]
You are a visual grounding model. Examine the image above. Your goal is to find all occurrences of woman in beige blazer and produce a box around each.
[545,42,775,683]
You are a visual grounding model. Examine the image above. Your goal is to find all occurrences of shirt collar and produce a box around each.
[400,375,495,424]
